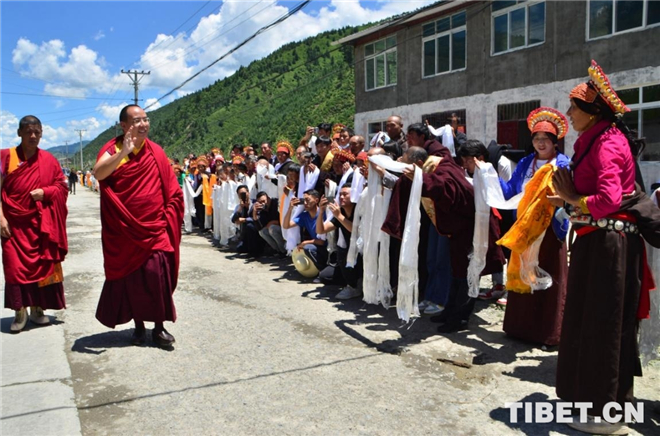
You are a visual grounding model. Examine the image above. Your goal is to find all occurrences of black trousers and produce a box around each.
[319,248,363,287]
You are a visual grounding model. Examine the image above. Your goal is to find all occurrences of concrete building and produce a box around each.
[337,0,660,363]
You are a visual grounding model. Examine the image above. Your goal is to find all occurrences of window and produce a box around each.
[588,1,660,39]
[492,1,545,54]
[422,11,467,77]
[364,36,397,91]
[497,100,542,151]
[421,110,467,134]
[618,84,660,161]
[367,121,388,144]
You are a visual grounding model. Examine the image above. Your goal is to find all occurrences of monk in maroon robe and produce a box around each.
[1,115,68,333]
[93,105,183,348]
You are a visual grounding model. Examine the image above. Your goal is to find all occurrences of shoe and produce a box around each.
[29,306,50,326]
[437,321,469,333]
[131,328,147,346]
[336,285,362,300]
[424,302,444,315]
[567,415,630,435]
[430,311,449,324]
[10,308,28,333]
[496,292,508,307]
[478,284,506,300]
[313,277,322,284]
[152,329,175,348]
[418,300,430,311]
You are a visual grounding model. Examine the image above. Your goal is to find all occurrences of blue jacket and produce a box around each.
[499,152,570,240]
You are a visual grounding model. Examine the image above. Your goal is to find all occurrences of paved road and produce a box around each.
[2,187,659,435]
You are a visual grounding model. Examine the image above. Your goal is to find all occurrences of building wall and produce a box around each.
[354,1,660,113]
[354,65,660,157]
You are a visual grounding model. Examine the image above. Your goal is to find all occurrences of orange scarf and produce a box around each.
[497,164,556,293]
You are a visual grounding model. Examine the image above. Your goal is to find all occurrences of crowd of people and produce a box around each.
[2,61,658,435]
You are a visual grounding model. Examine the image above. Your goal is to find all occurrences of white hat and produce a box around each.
[291,247,319,278]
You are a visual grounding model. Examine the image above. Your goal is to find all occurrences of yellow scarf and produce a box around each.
[497,164,556,293]
[320,151,335,172]
[202,174,217,216]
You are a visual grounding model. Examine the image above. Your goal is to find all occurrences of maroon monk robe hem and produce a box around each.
[4,282,66,311]
[95,250,177,328]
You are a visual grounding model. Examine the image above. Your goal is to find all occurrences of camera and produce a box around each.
[239,192,248,201]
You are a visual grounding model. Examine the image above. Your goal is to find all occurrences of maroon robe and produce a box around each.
[95,137,183,328]
[1,147,68,310]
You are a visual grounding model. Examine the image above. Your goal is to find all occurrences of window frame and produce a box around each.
[421,11,468,79]
[364,36,397,92]
[617,84,660,161]
[367,120,388,144]
[586,0,660,41]
[491,0,546,56]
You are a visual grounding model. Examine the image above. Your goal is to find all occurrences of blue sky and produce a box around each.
[1,0,435,149]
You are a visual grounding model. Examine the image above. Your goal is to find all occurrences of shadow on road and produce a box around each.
[71,329,140,355]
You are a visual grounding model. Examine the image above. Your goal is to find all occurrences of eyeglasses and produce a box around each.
[131,117,150,125]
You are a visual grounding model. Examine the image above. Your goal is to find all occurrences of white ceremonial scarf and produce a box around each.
[298,165,319,199]
[369,154,422,321]
[347,187,368,266]
[322,180,338,246]
[246,174,257,200]
[183,177,202,233]
[350,168,365,203]
[335,167,353,204]
[283,189,303,254]
[257,163,279,199]
[219,180,239,246]
[212,185,222,241]
[467,165,494,298]
[277,174,288,201]
[347,155,396,308]
[427,124,456,157]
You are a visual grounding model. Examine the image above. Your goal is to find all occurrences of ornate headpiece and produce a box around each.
[188,159,197,169]
[527,107,569,139]
[232,156,245,165]
[211,148,220,155]
[356,151,368,162]
[196,156,209,167]
[276,140,294,155]
[569,60,630,115]
[333,149,356,164]
[332,123,345,135]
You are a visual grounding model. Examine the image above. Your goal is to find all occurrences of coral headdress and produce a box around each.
[527,107,569,139]
[569,60,630,116]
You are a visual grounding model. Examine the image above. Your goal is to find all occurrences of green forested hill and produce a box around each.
[82,25,359,166]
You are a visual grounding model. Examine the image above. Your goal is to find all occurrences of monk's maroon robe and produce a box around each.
[95,137,183,328]
[1,147,68,310]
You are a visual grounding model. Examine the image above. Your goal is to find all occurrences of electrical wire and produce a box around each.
[145,0,312,110]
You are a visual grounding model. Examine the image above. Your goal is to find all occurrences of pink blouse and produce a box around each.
[572,120,635,220]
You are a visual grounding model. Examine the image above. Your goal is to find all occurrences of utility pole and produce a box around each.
[65,140,69,168]
[121,69,150,105]
[75,129,86,171]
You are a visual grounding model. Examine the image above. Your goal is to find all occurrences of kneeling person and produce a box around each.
[316,184,363,299]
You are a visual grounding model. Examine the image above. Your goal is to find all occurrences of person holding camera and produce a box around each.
[283,189,327,275]
[316,184,363,299]
[231,184,264,257]
[253,191,286,257]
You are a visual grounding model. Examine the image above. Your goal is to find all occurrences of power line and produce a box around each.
[145,0,312,110]
[146,1,275,71]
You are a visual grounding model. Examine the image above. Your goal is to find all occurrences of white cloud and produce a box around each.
[143,98,162,111]
[94,30,105,41]
[12,38,114,97]
[1,111,20,149]
[96,102,126,121]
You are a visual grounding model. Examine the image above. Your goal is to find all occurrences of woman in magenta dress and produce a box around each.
[552,60,658,435]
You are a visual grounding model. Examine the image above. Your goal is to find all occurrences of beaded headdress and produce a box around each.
[569,60,630,116]
[527,107,569,139]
